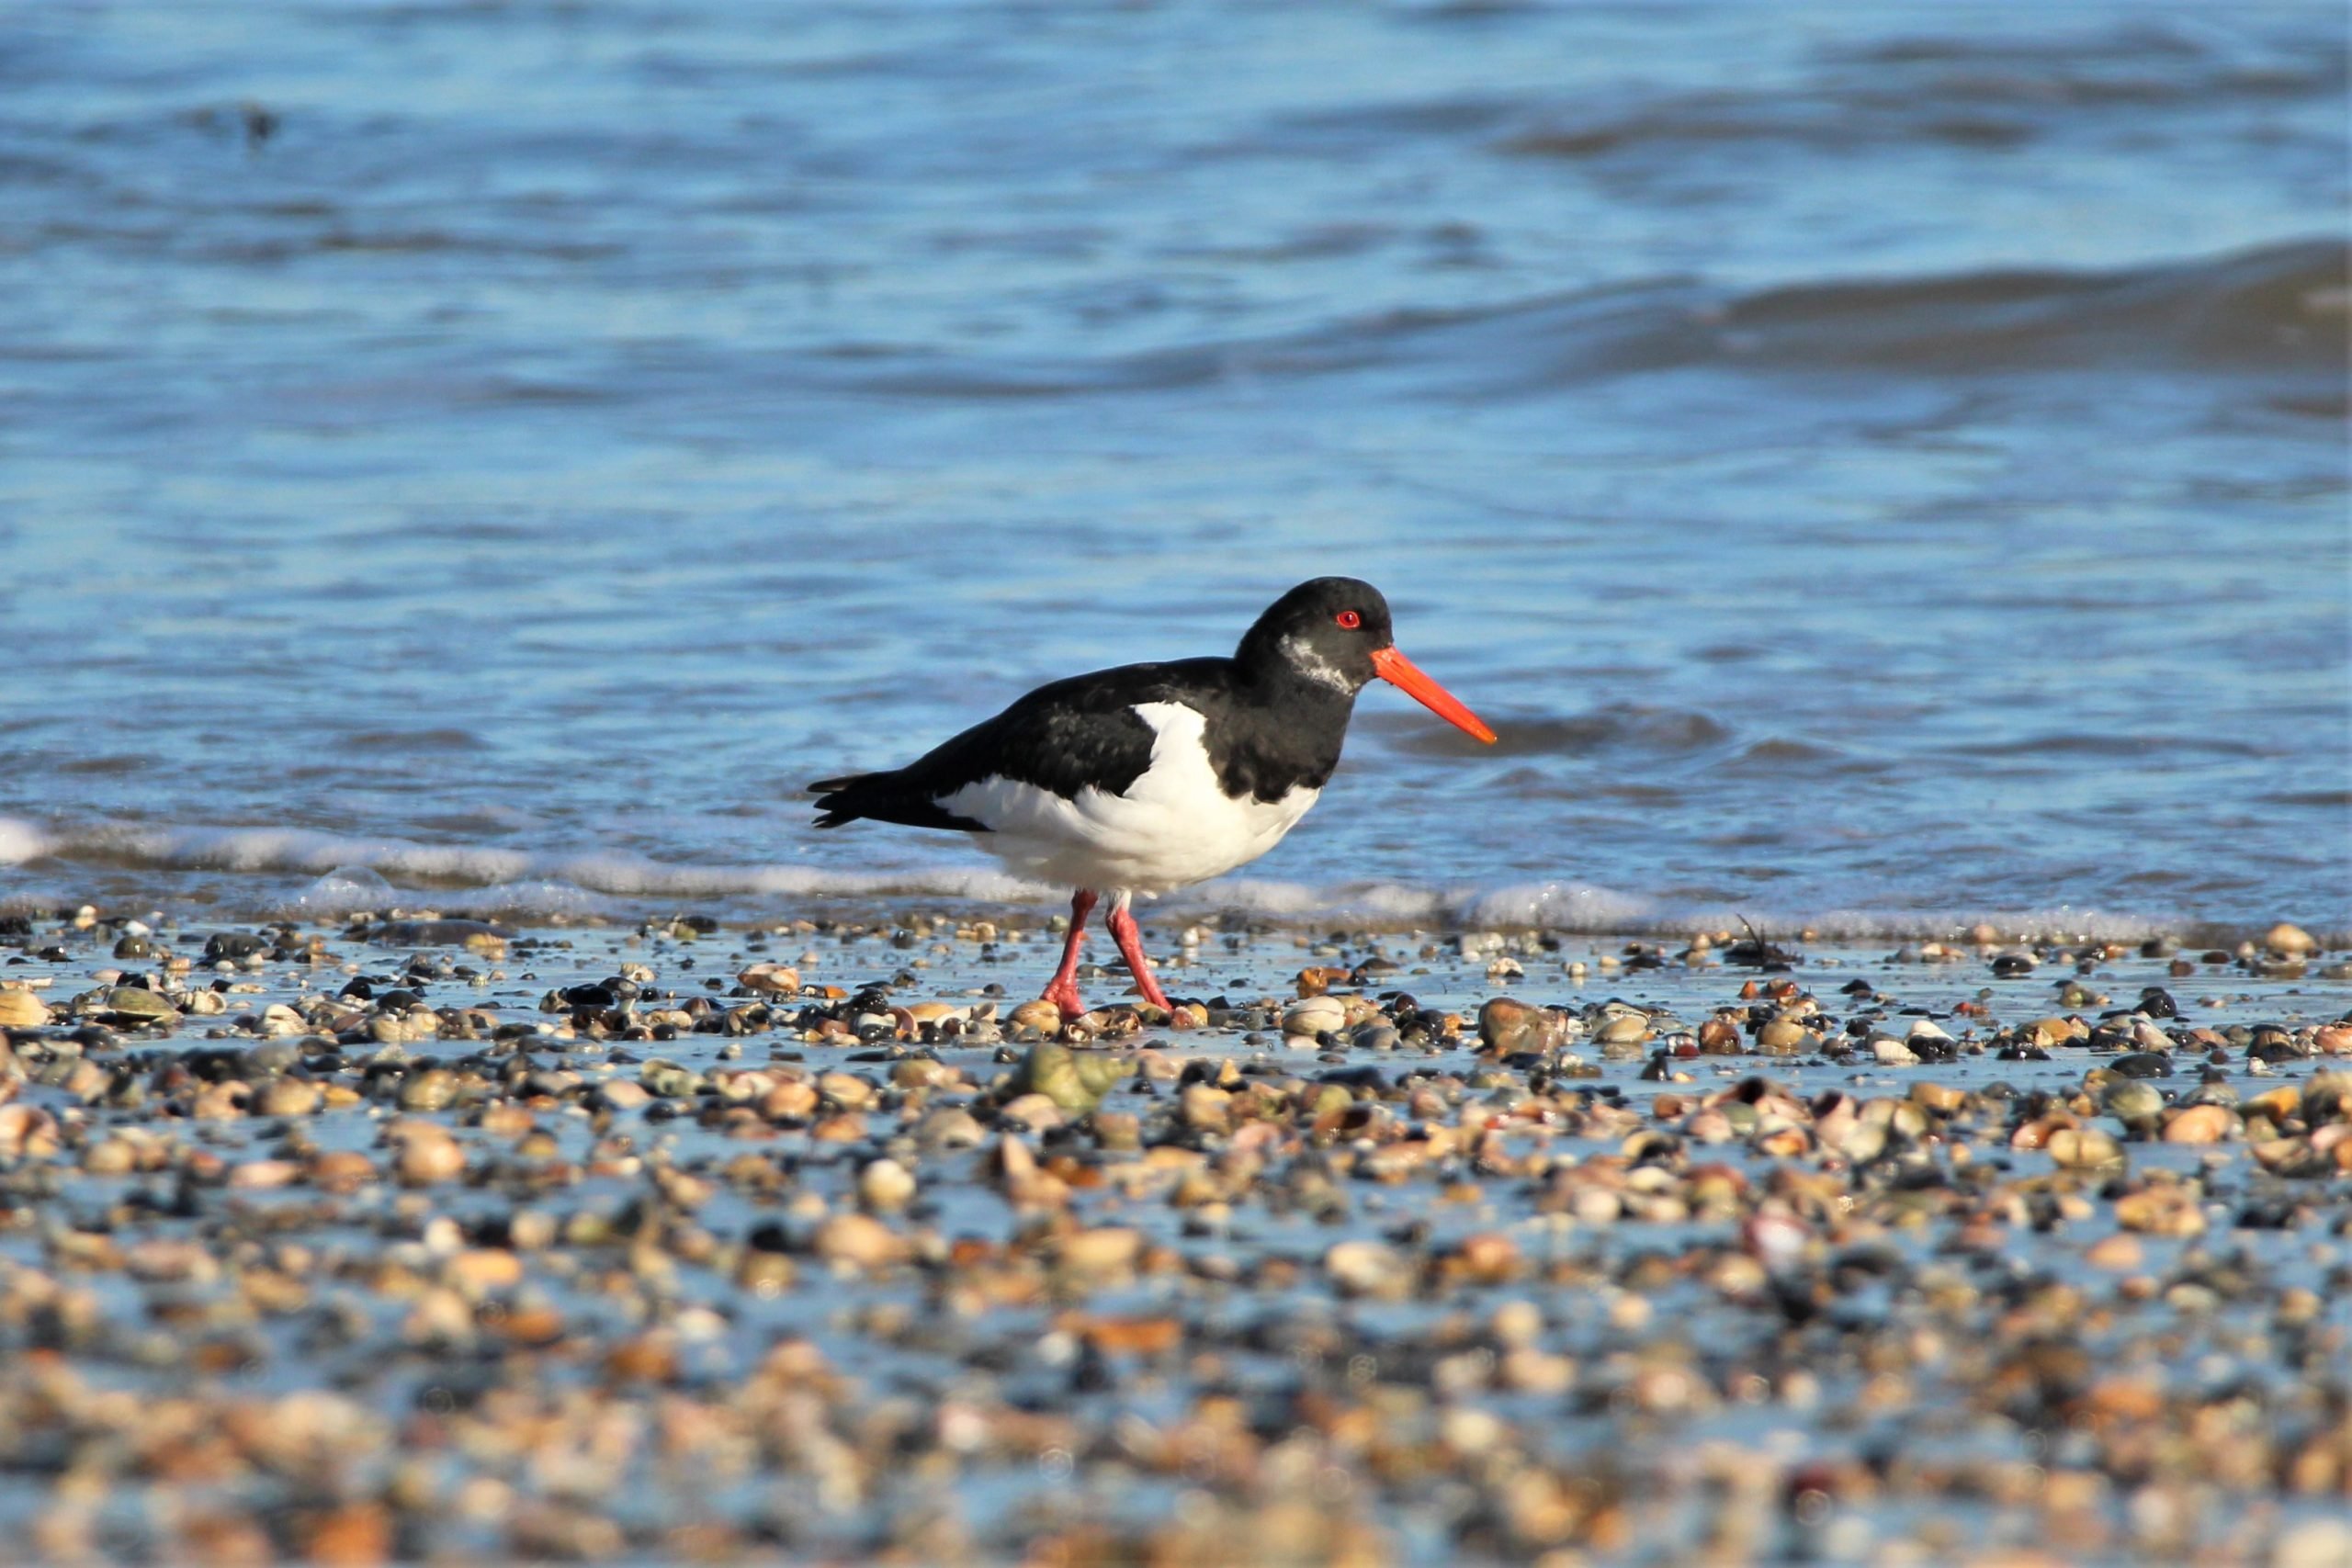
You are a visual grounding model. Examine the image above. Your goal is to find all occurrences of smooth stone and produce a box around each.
[256,1079,322,1117]
[374,919,513,953]
[738,963,800,995]
[1593,1012,1652,1046]
[2100,1080,2165,1128]
[2264,921,2318,957]
[1478,997,1567,1055]
[2047,1126,2125,1168]
[2109,1051,2172,1078]
[856,1157,916,1212]
[1325,1239,1411,1297]
[398,1068,458,1111]
[1283,996,1348,1039]
[813,1213,907,1269]
[0,990,50,1029]
[2161,1103,2235,1145]
[393,1133,466,1185]
[98,986,178,1022]
[1015,1042,1122,1115]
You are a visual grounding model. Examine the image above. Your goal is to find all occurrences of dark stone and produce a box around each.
[244,1041,300,1077]
[373,919,514,948]
[203,931,268,963]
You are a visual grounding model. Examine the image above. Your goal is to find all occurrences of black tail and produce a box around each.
[808,772,881,829]
[808,771,989,832]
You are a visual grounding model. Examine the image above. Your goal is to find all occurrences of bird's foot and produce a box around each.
[1042,979,1088,1020]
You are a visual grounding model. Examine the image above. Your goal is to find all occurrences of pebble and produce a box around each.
[1007,998,1063,1033]
[91,985,178,1023]
[2047,1126,2125,1169]
[1476,996,1569,1054]
[390,1125,467,1185]
[1325,1239,1411,1297]
[813,1212,907,1270]
[856,1157,916,1211]
[737,962,800,994]
[398,1067,458,1111]
[2100,1079,2165,1128]
[2263,921,2318,957]
[1014,1041,1123,1114]
[1283,995,1348,1039]
[2161,1102,2234,1144]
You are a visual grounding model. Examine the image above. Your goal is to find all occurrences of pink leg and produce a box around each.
[1042,888,1098,1018]
[1105,897,1173,1011]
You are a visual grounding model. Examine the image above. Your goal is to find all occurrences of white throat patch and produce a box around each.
[1277,634,1354,694]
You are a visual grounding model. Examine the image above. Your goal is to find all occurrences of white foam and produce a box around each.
[453,879,618,919]
[282,865,400,918]
[65,822,536,884]
[540,852,1053,903]
[0,815,2341,943]
[0,818,51,866]
[1457,880,1660,930]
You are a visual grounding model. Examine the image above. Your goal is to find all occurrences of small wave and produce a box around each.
[2251,788,2352,810]
[830,238,2344,401]
[1952,732,2273,760]
[1376,705,1733,758]
[56,754,156,776]
[1685,239,2347,377]
[338,728,487,752]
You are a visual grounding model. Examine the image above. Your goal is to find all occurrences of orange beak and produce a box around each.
[1370,646,1498,744]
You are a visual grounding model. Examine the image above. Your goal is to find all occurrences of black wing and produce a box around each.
[808,659,1233,831]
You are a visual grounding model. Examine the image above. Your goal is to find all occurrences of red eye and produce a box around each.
[1335,610,1362,630]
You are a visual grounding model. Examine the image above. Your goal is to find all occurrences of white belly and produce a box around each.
[938,701,1320,895]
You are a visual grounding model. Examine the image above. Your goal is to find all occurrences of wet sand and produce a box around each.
[1,905,2347,1564]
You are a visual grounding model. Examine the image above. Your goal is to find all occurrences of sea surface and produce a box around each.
[1,1,2346,938]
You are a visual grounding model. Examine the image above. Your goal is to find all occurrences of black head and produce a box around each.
[1235,577,1394,694]
[1235,577,1497,742]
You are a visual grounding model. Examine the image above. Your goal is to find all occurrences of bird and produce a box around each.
[809,577,1496,1017]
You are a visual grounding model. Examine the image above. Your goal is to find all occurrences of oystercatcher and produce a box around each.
[810,578,1495,1017]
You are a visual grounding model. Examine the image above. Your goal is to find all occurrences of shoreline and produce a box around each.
[2,879,2347,959]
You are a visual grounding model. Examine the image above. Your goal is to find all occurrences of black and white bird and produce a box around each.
[809,578,1495,1017]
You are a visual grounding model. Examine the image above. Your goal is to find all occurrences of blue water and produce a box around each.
[1,2,2345,935]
